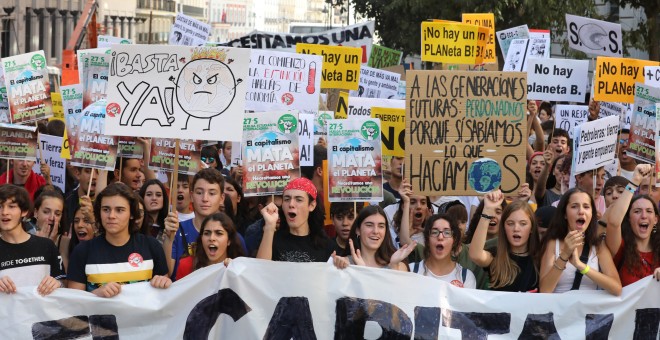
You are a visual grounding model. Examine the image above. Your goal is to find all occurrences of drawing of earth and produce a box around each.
[468,158,502,193]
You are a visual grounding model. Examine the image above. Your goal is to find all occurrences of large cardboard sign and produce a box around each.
[220,22,375,64]
[527,58,588,102]
[168,13,211,46]
[246,49,322,115]
[405,71,527,195]
[421,21,488,65]
[242,111,300,196]
[0,259,658,339]
[105,45,250,141]
[2,50,52,124]
[566,14,622,57]
[148,139,203,175]
[371,107,405,157]
[555,105,588,139]
[627,83,660,164]
[367,45,402,69]
[502,38,550,72]
[348,65,400,99]
[496,25,528,59]
[462,13,496,63]
[593,57,659,103]
[328,118,383,202]
[32,134,66,192]
[70,100,118,170]
[346,97,405,118]
[81,52,110,109]
[296,44,362,90]
[644,66,660,88]
[572,116,619,174]
[0,123,37,160]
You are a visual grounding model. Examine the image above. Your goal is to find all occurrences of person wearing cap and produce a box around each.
[257,177,334,262]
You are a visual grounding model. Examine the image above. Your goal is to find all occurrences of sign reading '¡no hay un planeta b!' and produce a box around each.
[405,71,527,196]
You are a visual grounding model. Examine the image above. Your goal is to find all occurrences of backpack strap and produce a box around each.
[461,266,468,283]
[570,242,591,290]
[413,261,420,273]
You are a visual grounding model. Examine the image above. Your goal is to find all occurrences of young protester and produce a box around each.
[163,168,228,280]
[332,205,414,271]
[538,101,553,123]
[528,152,546,189]
[175,174,195,222]
[330,202,363,253]
[32,189,66,243]
[384,179,434,249]
[383,156,403,200]
[469,191,540,292]
[547,128,570,159]
[574,166,607,216]
[535,206,556,241]
[63,205,96,271]
[67,183,171,297]
[257,177,335,262]
[110,158,144,191]
[617,129,637,181]
[539,188,622,295]
[139,179,169,244]
[192,212,245,271]
[604,164,660,286]
[64,167,97,223]
[603,176,628,208]
[637,173,660,207]
[0,160,47,201]
[0,185,64,296]
[201,145,220,169]
[224,176,248,234]
[409,214,476,288]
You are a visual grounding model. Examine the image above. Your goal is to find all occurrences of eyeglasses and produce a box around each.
[618,139,627,145]
[201,156,216,164]
[430,229,453,238]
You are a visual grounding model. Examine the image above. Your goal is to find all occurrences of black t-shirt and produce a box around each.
[486,248,538,292]
[0,235,65,286]
[272,231,334,262]
[68,233,168,291]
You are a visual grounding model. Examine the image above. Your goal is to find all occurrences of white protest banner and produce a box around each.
[242,111,300,196]
[168,12,211,46]
[527,58,589,102]
[245,49,322,115]
[502,38,550,72]
[346,97,404,118]
[0,123,37,161]
[566,14,622,57]
[348,65,400,99]
[626,83,660,164]
[32,134,66,192]
[105,45,249,141]
[644,66,660,88]
[314,110,333,144]
[572,115,619,174]
[555,105,588,139]
[496,24,528,58]
[81,52,109,109]
[1,258,659,339]
[299,113,314,166]
[71,100,118,171]
[2,50,52,124]
[220,21,375,64]
[328,118,383,202]
[98,35,132,48]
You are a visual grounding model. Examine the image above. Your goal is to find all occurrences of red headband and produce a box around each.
[528,151,544,168]
[283,177,317,200]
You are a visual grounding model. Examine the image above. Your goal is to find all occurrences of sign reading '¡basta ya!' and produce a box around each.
[405,71,527,196]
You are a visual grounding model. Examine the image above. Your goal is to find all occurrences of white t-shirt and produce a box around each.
[409,261,476,288]
[177,211,195,222]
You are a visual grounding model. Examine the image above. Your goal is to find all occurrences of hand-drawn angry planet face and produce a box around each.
[176,58,237,119]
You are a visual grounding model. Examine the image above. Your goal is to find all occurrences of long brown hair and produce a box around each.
[193,212,244,269]
[346,205,396,267]
[490,200,540,289]
[621,195,660,277]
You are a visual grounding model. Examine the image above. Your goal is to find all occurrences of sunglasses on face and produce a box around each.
[201,156,216,164]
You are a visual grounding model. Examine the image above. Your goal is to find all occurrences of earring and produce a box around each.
[653,225,657,234]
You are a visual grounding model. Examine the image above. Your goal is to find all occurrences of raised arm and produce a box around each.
[397,179,412,246]
[534,150,555,205]
[256,203,279,260]
[137,138,156,181]
[603,164,651,257]
[468,190,502,267]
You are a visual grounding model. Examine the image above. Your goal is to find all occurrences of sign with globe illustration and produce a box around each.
[468,158,502,193]
[405,70,527,195]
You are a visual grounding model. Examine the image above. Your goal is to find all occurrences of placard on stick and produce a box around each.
[593,57,659,103]
[296,44,362,90]
[405,71,527,195]
[627,83,660,164]
[572,116,619,174]
[421,21,489,65]
[462,13,496,63]
[527,58,588,102]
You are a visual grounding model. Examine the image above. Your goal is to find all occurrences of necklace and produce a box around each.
[511,251,528,256]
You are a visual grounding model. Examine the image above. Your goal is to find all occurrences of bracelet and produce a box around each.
[558,255,568,262]
[481,213,494,220]
[625,184,637,194]
[580,265,590,275]
[553,261,566,271]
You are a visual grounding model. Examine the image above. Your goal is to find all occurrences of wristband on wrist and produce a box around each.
[558,254,568,262]
[625,184,637,194]
[553,261,566,271]
[580,265,590,275]
[481,213,494,220]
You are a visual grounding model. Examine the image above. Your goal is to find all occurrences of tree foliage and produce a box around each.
[332,0,599,59]
[608,0,659,61]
